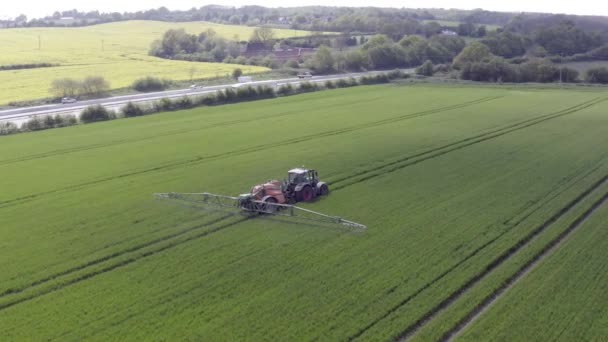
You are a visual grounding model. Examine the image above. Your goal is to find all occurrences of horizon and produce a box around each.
[1,1,608,20]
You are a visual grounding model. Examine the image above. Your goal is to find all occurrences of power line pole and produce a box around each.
[559,52,563,84]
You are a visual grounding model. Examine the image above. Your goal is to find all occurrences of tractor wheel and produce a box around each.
[300,185,314,202]
[318,184,329,196]
[263,197,278,214]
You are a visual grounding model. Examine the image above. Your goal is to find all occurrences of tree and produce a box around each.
[367,44,406,69]
[50,78,81,97]
[310,45,335,73]
[250,26,275,45]
[188,67,198,82]
[81,76,110,95]
[363,34,392,50]
[422,22,442,37]
[585,67,608,83]
[453,42,492,68]
[343,50,369,71]
[232,68,243,80]
[416,60,434,76]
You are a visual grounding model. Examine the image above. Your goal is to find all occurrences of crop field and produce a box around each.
[0,21,316,104]
[1,83,608,340]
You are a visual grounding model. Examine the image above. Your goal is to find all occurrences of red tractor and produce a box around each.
[238,168,329,212]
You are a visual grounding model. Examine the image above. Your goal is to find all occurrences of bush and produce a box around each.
[256,85,276,99]
[298,81,319,92]
[285,60,299,69]
[359,74,391,85]
[234,56,248,65]
[153,98,173,111]
[215,89,228,103]
[0,122,19,135]
[585,67,608,84]
[559,67,579,83]
[335,78,350,88]
[122,102,145,117]
[54,115,78,127]
[223,87,238,102]
[174,96,194,109]
[21,117,47,131]
[277,84,295,96]
[236,86,258,100]
[416,60,435,76]
[80,105,114,123]
[199,94,217,106]
[386,69,404,80]
[133,76,171,92]
[325,80,336,89]
[232,68,243,80]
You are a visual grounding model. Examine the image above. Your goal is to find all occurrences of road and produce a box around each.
[0,70,413,124]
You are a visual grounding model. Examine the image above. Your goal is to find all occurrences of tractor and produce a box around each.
[154,168,366,229]
[238,168,329,212]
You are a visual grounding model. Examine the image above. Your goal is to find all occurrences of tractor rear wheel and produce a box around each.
[300,185,314,202]
[263,197,278,214]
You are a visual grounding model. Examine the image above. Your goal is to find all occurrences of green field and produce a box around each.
[1,83,608,340]
[460,203,608,341]
[0,21,316,104]
[421,19,502,31]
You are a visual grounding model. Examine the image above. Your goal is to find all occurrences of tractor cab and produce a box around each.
[287,168,318,185]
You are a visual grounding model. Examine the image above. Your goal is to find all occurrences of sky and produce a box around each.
[1,0,607,20]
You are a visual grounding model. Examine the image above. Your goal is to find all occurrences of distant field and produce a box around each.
[1,83,607,339]
[0,21,317,104]
[421,19,502,31]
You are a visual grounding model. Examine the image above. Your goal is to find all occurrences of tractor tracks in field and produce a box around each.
[0,96,501,210]
[442,191,608,341]
[2,96,603,313]
[0,96,504,311]
[345,152,608,340]
[0,215,248,312]
[332,96,608,191]
[390,174,608,341]
[0,95,385,167]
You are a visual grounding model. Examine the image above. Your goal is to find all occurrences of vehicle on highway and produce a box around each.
[297,71,313,79]
[61,97,77,104]
[189,84,202,89]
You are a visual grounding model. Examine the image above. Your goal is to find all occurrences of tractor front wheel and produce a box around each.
[318,183,329,196]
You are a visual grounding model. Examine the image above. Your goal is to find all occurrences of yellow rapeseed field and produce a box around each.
[0,20,313,104]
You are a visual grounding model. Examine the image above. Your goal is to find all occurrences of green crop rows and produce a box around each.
[1,83,607,340]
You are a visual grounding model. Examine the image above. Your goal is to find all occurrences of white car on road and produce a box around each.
[61,97,77,104]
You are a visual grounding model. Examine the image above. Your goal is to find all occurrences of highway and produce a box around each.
[0,70,413,124]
